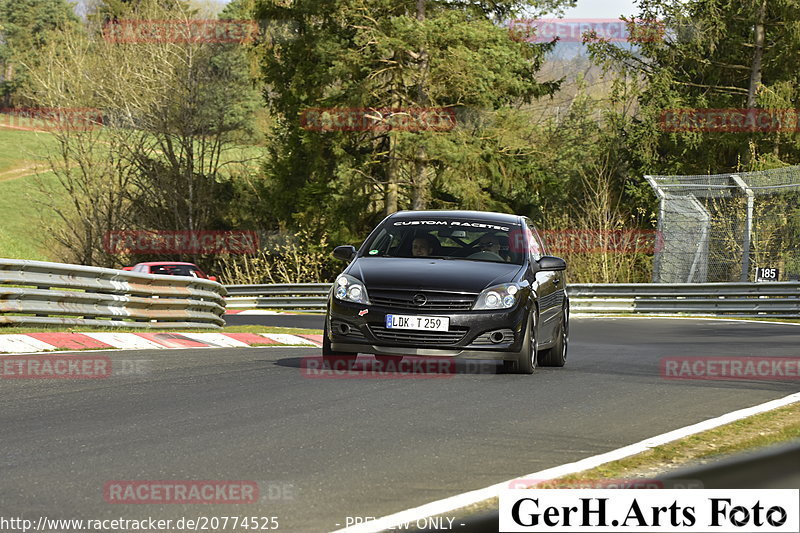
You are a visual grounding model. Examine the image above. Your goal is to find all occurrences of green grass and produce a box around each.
[458,402,800,517]
[717,317,800,324]
[0,170,67,261]
[0,125,265,263]
[555,402,800,482]
[0,128,61,175]
[0,127,69,261]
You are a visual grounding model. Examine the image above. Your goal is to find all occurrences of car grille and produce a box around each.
[369,290,476,311]
[368,325,468,345]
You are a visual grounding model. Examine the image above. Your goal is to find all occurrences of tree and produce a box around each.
[252,0,574,242]
[587,0,800,177]
[0,0,80,106]
[23,0,261,267]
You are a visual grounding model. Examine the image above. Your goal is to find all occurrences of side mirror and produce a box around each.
[208,275,218,282]
[333,245,357,262]
[538,255,567,271]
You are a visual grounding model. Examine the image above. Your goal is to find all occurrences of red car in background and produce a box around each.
[122,262,218,282]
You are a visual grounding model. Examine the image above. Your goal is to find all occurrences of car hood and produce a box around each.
[348,257,523,293]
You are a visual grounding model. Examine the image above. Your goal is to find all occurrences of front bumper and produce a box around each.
[328,298,528,360]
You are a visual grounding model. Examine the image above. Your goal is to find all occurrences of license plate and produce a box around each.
[385,314,449,332]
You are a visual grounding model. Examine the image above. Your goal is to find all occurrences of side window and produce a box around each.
[365,228,396,256]
[525,222,543,261]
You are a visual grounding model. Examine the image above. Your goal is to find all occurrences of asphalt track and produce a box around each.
[0,318,798,532]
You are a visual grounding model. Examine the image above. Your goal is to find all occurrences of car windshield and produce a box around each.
[150,265,205,277]
[361,219,525,264]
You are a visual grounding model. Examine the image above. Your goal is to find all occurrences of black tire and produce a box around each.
[503,311,537,374]
[322,317,357,369]
[538,305,568,367]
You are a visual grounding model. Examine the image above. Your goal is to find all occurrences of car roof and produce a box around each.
[135,262,200,267]
[389,210,522,225]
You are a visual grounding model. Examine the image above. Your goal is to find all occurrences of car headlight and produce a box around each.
[473,283,520,310]
[333,274,370,304]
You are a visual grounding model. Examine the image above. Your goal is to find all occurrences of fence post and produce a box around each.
[645,175,665,283]
[732,175,754,282]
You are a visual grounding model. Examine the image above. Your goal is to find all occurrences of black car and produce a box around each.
[324,210,569,374]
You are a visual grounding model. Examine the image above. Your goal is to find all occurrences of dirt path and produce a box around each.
[0,122,56,134]
[0,162,53,183]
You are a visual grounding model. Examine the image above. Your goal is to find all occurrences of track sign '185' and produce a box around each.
[755,267,779,282]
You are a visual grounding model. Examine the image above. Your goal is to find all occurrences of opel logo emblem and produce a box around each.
[412,293,427,306]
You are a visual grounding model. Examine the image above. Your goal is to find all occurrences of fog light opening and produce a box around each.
[490,331,505,344]
[338,323,351,335]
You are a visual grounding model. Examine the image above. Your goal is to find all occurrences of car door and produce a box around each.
[525,220,559,344]
[537,225,567,333]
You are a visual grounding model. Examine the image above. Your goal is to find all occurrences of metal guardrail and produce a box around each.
[225,283,330,310]
[224,282,800,317]
[0,259,227,328]
[569,282,800,317]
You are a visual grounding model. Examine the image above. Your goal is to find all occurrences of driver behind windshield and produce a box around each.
[475,234,508,261]
[412,235,438,257]
[477,235,501,254]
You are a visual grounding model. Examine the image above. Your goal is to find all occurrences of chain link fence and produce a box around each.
[647,166,800,283]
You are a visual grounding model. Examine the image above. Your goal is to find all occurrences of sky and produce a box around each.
[561,0,638,19]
